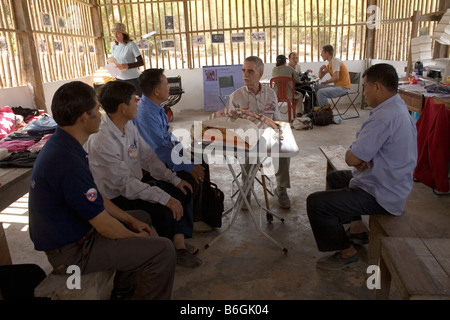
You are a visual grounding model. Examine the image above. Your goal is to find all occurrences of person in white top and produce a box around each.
[110,23,144,97]
[288,52,313,76]
[224,56,292,209]
[85,80,202,268]
[288,52,302,74]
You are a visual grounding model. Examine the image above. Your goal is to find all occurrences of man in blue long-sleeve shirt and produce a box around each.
[134,69,213,229]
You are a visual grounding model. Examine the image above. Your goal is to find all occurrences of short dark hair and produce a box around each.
[51,81,97,127]
[288,52,297,59]
[98,80,136,114]
[276,55,287,67]
[363,63,398,93]
[139,69,165,97]
[322,45,334,56]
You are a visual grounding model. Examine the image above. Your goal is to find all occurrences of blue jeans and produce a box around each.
[316,84,349,107]
[306,170,389,252]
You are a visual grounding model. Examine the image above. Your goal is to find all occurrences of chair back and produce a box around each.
[270,77,295,102]
[349,72,361,92]
[219,76,235,89]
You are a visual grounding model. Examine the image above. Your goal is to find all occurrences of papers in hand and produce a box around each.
[106,62,122,78]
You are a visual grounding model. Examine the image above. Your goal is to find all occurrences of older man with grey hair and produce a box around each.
[224,56,291,209]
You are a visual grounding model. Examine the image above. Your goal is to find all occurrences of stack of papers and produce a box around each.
[432,8,450,45]
[411,35,432,64]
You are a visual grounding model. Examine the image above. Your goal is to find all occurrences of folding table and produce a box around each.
[194,121,299,253]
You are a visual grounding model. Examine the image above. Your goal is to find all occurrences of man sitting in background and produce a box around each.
[315,45,351,113]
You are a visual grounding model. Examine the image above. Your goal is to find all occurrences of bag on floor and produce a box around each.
[306,109,333,126]
[201,180,224,228]
[291,117,313,130]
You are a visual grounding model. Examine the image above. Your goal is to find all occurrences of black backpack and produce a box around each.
[306,109,333,126]
[201,180,224,228]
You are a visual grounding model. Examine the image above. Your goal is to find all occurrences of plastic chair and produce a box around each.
[218,76,235,106]
[270,77,296,122]
[329,72,361,120]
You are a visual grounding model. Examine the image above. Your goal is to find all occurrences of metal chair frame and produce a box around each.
[329,72,361,120]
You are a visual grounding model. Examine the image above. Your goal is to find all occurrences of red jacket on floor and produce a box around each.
[413,97,450,192]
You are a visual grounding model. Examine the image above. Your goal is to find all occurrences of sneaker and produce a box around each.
[346,228,369,245]
[316,252,359,271]
[274,188,291,209]
[176,249,202,268]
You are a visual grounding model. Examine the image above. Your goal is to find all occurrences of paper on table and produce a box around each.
[106,63,122,78]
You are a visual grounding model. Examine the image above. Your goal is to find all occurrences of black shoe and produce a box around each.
[346,228,369,245]
[176,249,202,268]
[110,286,135,300]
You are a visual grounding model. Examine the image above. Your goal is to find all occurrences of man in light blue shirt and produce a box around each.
[307,63,417,270]
[134,69,213,228]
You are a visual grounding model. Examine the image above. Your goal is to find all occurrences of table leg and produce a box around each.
[205,162,288,253]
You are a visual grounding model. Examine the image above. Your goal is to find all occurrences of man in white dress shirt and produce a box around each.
[85,81,202,268]
[225,56,291,209]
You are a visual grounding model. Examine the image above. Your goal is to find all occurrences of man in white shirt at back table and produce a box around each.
[224,56,292,209]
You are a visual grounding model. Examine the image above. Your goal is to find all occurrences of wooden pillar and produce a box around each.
[363,0,378,109]
[11,0,46,111]
[182,0,192,69]
[90,0,106,69]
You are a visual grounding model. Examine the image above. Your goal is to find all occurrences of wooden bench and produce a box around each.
[34,270,116,300]
[0,167,32,266]
[377,237,450,299]
[319,145,352,190]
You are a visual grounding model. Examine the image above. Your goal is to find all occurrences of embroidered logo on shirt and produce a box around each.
[85,188,98,202]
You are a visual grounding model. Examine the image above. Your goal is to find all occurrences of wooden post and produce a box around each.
[406,11,421,78]
[363,0,377,109]
[182,0,192,69]
[11,0,47,111]
[90,0,106,69]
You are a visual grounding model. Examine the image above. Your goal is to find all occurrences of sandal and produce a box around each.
[185,243,199,255]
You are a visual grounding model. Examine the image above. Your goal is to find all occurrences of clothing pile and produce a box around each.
[0,107,56,168]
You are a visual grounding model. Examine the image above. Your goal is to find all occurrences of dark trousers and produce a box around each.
[111,179,193,239]
[176,161,210,223]
[45,210,176,300]
[306,170,389,252]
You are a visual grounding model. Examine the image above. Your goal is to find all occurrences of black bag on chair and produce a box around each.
[201,180,224,228]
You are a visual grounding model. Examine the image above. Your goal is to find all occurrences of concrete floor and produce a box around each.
[1,104,433,300]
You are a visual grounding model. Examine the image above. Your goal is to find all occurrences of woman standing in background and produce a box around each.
[110,22,144,97]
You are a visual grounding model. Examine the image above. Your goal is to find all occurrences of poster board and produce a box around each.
[203,65,244,112]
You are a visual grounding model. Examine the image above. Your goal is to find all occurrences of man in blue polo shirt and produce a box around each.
[306,64,417,270]
[133,69,215,230]
[28,81,176,299]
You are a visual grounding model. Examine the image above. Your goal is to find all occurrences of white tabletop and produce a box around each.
[196,121,299,160]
